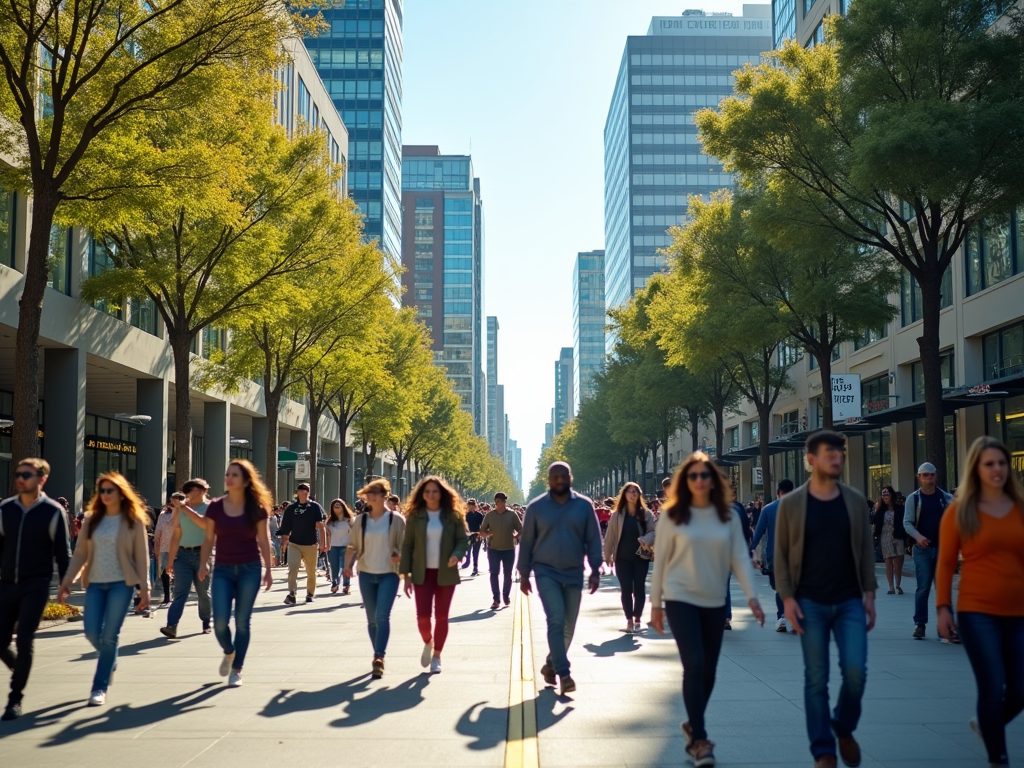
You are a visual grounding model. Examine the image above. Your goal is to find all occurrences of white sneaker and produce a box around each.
[219,651,235,678]
[420,640,433,669]
[776,618,787,633]
[633,621,644,633]
[228,669,242,688]
[87,690,106,707]
[430,657,441,674]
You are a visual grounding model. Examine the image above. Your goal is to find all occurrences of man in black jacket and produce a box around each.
[0,458,71,720]
[461,499,485,576]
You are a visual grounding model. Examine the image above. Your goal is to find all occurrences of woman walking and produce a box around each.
[873,485,907,595]
[345,478,406,679]
[650,452,764,767]
[196,459,274,688]
[326,499,354,595]
[58,473,151,707]
[400,476,469,674]
[602,482,656,633]
[153,500,177,606]
[937,436,1024,768]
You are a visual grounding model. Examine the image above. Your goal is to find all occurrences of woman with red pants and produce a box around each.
[400,476,469,674]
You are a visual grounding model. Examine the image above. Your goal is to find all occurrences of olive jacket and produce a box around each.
[399,508,469,587]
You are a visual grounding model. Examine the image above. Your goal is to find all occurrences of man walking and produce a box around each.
[752,478,794,633]
[480,492,523,610]
[0,459,71,720]
[776,431,877,768]
[279,483,327,604]
[519,462,602,695]
[902,462,956,642]
[161,479,212,639]
[462,498,484,575]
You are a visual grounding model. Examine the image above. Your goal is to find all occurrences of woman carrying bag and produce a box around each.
[602,482,656,633]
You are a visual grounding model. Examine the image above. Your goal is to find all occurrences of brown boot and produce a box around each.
[837,733,861,767]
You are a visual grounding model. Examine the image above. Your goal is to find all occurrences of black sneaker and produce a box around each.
[913,624,926,639]
[305,594,314,603]
[472,570,479,576]
[1,702,21,721]
[202,622,211,634]
[504,599,511,607]
[160,625,177,639]
[284,593,296,605]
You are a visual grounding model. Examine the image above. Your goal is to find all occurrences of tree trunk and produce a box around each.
[816,338,835,430]
[663,425,671,477]
[170,332,195,490]
[265,390,282,501]
[713,403,725,459]
[335,414,349,500]
[918,266,948,488]
[12,192,60,464]
[688,408,700,452]
[308,402,322,501]
[758,406,773,499]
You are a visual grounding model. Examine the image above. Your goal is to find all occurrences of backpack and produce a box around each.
[360,511,395,534]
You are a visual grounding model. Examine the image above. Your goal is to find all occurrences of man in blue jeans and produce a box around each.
[480,492,523,610]
[518,462,602,696]
[752,478,795,632]
[775,431,877,768]
[161,478,213,639]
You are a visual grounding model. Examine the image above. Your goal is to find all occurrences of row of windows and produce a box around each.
[0,189,15,268]
[631,132,701,146]
[444,198,472,212]
[444,272,471,285]
[444,257,472,271]
[901,268,952,326]
[350,141,383,160]
[444,213,472,227]
[634,153,715,166]
[339,110,383,129]
[632,113,695,126]
[444,301,472,315]
[631,93,726,107]
[630,54,759,67]
[633,214,685,227]
[444,243,472,256]
[312,49,384,69]
[633,194,703,207]
[328,80,383,98]
[350,171,382,188]
[631,74,736,87]
[632,234,673,247]
[966,213,1024,296]
[330,19,386,36]
[633,173,732,187]
[911,355,955,402]
[984,322,1024,380]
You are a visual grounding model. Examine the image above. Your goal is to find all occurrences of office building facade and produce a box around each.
[554,347,575,436]
[573,250,606,409]
[300,0,404,257]
[487,316,500,454]
[401,146,486,435]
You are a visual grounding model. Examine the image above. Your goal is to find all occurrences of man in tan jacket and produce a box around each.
[775,430,877,768]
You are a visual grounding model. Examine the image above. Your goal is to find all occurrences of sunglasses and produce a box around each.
[687,471,713,481]
[98,487,118,496]
[919,472,935,477]
[14,471,38,480]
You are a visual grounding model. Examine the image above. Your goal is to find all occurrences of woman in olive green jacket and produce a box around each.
[400,476,469,674]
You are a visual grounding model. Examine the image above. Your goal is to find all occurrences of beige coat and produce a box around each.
[67,513,150,592]
[603,508,656,564]
[345,511,407,574]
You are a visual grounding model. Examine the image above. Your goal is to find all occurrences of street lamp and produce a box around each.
[113,413,152,425]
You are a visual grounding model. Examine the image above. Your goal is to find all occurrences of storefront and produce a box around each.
[986,393,1024,487]
[83,414,138,493]
[862,427,891,501]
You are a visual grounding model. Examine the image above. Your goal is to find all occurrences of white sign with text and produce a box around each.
[831,374,862,420]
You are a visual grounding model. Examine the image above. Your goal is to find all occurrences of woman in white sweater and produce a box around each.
[650,451,764,768]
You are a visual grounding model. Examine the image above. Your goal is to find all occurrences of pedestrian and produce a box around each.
[603,482,656,634]
[386,494,401,513]
[461,498,484,575]
[268,506,282,566]
[195,459,274,688]
[480,491,523,610]
[872,485,906,596]
[752,478,795,633]
[649,453,764,767]
[69,511,82,552]
[152,501,176,607]
[0,458,72,721]
[279,483,327,605]
[936,436,1024,768]
[399,476,469,674]
[776,431,877,768]
[160,478,212,639]
[904,462,956,641]
[58,472,150,707]
[724,499,754,631]
[326,499,353,595]
[344,478,406,679]
[518,461,603,695]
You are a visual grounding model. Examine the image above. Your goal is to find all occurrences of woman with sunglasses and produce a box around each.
[872,485,906,595]
[326,499,354,594]
[602,482,656,634]
[650,452,764,767]
[59,473,151,707]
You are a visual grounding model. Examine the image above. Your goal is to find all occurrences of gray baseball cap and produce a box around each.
[917,462,937,474]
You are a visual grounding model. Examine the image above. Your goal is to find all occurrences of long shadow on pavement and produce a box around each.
[456,689,573,751]
[0,700,83,735]
[583,634,641,657]
[259,674,373,717]
[328,674,431,728]
[450,609,498,623]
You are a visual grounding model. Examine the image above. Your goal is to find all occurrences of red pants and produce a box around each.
[414,569,456,653]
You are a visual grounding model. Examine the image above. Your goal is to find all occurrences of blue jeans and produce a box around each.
[913,546,938,626]
[211,561,262,670]
[166,548,211,629]
[462,536,482,569]
[534,573,582,678]
[358,571,399,658]
[797,597,868,759]
[488,548,515,603]
[958,612,1024,766]
[327,547,350,588]
[84,581,135,693]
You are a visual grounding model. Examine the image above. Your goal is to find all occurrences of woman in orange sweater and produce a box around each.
[937,436,1024,768]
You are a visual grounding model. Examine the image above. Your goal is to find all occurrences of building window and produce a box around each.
[983,321,1024,380]
[0,188,15,268]
[854,324,887,351]
[780,409,800,437]
[201,326,226,360]
[863,428,892,501]
[130,298,158,336]
[913,415,957,490]
[911,354,954,402]
[966,212,1022,296]
[747,420,759,446]
[901,268,952,326]
[986,394,1024,488]
[778,340,803,368]
[726,427,739,451]
[862,375,891,416]
[47,224,71,295]
[87,238,122,319]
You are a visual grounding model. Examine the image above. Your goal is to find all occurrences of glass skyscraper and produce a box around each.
[487,316,500,455]
[603,5,772,338]
[573,250,606,411]
[300,0,403,257]
[554,347,575,436]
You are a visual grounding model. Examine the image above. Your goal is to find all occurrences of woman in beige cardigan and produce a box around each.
[58,473,150,707]
[603,482,657,633]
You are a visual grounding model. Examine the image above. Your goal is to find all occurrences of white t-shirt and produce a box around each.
[89,514,124,584]
[425,510,443,569]
[360,513,393,574]
[327,519,351,549]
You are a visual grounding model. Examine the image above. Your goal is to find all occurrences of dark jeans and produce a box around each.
[958,612,1024,766]
[358,571,399,658]
[664,601,727,742]
[167,548,211,629]
[534,573,582,677]
[913,546,938,626]
[767,571,785,619]
[327,547,351,588]
[462,536,482,569]
[488,548,515,603]
[615,558,650,621]
[84,581,135,693]
[0,577,50,707]
[798,597,868,759]
[212,561,262,670]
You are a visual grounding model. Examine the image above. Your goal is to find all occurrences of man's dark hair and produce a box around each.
[805,430,846,455]
[182,478,209,494]
[388,494,400,504]
[494,492,507,501]
[467,498,477,505]
[296,482,311,492]
[777,478,795,494]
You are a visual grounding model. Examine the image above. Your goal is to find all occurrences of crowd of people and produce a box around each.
[0,429,1022,767]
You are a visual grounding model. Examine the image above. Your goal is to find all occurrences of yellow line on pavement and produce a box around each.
[505,589,540,768]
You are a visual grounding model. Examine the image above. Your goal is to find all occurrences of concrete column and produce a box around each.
[289,429,308,452]
[252,417,269,480]
[322,440,340,503]
[203,400,230,496]
[43,347,86,511]
[136,378,168,510]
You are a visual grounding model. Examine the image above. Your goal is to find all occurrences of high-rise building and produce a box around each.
[603,5,772,336]
[300,0,404,258]
[573,250,606,409]
[401,146,486,434]
[507,438,522,491]
[774,0,842,48]
[554,347,575,436]
[487,316,500,453]
[496,385,507,461]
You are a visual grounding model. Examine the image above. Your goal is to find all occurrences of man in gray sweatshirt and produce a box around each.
[518,462,602,695]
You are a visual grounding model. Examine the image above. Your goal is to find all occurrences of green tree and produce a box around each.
[388,366,462,493]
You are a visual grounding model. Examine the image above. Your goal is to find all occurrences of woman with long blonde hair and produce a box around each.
[59,473,151,707]
[937,436,1024,767]
[602,481,656,633]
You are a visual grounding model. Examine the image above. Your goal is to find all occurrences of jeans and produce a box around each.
[462,536,482,570]
[0,577,50,707]
[83,581,135,693]
[615,558,650,621]
[414,569,456,653]
[166,548,211,629]
[488,548,515,603]
[913,546,938,626]
[958,612,1024,766]
[767,571,785,620]
[327,547,350,588]
[287,543,319,597]
[211,560,262,670]
[664,601,727,741]
[358,571,399,658]
[725,574,732,620]
[798,597,868,759]
[534,573,582,677]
